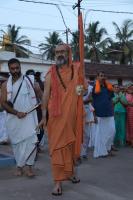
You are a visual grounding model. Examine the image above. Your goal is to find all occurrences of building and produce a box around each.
[0,51,133,86]
[85,61,133,85]
[0,51,53,79]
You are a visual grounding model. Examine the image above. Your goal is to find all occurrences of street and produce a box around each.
[0,145,133,200]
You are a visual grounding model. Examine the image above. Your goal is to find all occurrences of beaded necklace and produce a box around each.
[56,65,74,91]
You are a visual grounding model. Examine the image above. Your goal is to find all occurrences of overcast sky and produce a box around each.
[0,0,133,53]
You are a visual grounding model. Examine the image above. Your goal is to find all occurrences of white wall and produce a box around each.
[0,51,53,76]
[0,61,50,75]
[109,79,132,86]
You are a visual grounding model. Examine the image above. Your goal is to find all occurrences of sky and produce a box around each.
[0,0,133,53]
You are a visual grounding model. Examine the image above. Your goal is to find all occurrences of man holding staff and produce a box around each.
[38,43,84,195]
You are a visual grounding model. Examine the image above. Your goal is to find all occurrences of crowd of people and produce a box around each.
[81,73,133,161]
[0,44,133,196]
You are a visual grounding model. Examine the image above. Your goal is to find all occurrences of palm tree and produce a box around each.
[112,19,133,64]
[1,24,31,57]
[103,40,123,64]
[70,31,79,61]
[38,31,62,60]
[85,21,110,63]
[70,31,91,61]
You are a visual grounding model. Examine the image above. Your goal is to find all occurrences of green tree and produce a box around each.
[1,24,31,57]
[85,21,110,63]
[70,31,79,61]
[39,31,62,60]
[112,19,133,64]
[104,40,123,64]
[70,31,90,61]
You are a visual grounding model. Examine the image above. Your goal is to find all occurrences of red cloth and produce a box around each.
[126,94,133,144]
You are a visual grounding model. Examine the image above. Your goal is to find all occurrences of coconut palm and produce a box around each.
[1,24,31,57]
[70,30,91,61]
[38,31,62,60]
[112,19,133,64]
[85,21,110,63]
[102,38,123,64]
[70,31,79,61]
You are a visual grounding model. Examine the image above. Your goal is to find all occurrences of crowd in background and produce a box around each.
[0,71,133,158]
[81,77,133,160]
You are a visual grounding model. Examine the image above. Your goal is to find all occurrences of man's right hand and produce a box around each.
[16,112,27,119]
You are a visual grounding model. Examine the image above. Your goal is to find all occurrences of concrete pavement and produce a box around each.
[0,145,133,200]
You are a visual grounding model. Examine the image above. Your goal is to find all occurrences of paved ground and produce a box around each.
[0,144,133,200]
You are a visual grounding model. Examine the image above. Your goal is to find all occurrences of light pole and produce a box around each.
[72,0,83,61]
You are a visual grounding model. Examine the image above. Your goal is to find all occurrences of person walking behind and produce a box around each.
[113,84,128,147]
[126,84,133,147]
[0,82,8,144]
[81,83,96,159]
[1,58,39,177]
[92,71,116,158]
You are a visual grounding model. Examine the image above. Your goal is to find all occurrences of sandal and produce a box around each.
[69,176,80,184]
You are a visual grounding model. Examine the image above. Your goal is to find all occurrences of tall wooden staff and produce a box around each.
[73,0,85,159]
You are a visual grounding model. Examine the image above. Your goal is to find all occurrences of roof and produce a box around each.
[85,62,133,79]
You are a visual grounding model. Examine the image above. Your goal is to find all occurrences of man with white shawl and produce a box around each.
[92,71,115,158]
[1,58,39,177]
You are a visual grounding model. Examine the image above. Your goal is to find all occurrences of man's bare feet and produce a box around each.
[108,150,115,157]
[111,146,118,151]
[25,166,35,178]
[52,181,62,196]
[15,167,23,176]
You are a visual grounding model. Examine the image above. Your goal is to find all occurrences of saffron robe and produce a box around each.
[47,64,81,181]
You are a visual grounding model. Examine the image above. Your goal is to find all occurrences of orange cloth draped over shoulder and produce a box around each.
[46,45,83,181]
[95,80,113,94]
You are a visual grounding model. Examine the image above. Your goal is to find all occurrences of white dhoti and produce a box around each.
[88,124,96,148]
[81,104,95,157]
[6,75,38,167]
[12,135,37,167]
[94,116,115,158]
[0,111,8,142]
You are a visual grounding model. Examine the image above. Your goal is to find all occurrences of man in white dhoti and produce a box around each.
[1,58,39,177]
[92,72,115,158]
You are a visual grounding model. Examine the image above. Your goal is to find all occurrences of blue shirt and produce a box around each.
[92,86,114,117]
